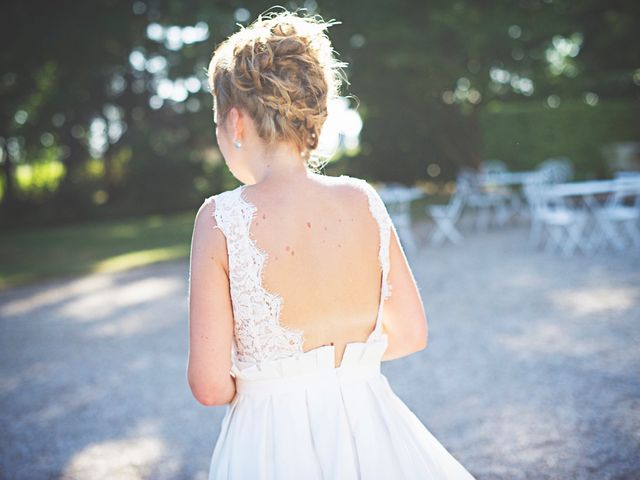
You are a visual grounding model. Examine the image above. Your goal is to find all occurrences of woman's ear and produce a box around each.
[228,107,245,142]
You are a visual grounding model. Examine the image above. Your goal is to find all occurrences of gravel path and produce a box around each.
[1,217,639,479]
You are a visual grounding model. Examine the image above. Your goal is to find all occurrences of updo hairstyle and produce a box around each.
[207,8,348,171]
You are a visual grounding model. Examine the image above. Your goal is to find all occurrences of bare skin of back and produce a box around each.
[235,173,427,367]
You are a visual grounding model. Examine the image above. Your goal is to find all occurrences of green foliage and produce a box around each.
[479,99,640,179]
[11,149,65,199]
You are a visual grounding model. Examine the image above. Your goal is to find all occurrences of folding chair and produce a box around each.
[479,159,523,226]
[460,167,516,231]
[528,184,590,257]
[378,184,419,257]
[536,157,574,183]
[593,178,640,251]
[427,182,467,246]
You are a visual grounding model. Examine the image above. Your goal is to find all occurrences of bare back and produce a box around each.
[241,174,386,367]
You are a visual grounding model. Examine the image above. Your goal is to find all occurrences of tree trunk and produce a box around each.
[0,142,16,209]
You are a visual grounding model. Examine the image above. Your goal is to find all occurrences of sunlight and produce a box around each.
[548,286,637,316]
[0,275,112,317]
[91,246,188,273]
[545,32,583,77]
[0,270,182,327]
[496,322,602,357]
[316,97,363,158]
[145,21,210,50]
[63,436,167,480]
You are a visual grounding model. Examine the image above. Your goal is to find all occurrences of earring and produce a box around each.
[234,139,242,149]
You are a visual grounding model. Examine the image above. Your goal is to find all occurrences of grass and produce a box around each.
[0,210,196,291]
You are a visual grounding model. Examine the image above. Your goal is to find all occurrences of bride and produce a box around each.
[187,7,477,479]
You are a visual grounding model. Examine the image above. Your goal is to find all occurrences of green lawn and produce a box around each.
[0,211,196,291]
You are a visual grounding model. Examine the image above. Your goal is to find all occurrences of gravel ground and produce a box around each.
[1,215,639,479]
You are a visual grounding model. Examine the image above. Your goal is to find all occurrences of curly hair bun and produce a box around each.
[207,8,348,170]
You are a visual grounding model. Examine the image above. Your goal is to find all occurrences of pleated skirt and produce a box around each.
[209,336,476,479]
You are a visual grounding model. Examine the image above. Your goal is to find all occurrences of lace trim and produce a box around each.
[208,187,304,365]
[237,185,306,352]
[339,175,393,337]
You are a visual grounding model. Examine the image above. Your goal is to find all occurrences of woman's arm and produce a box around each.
[187,198,236,406]
[380,214,429,361]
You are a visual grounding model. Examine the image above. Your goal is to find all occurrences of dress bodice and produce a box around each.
[204,175,393,374]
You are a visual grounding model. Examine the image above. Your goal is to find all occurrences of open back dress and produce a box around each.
[204,174,476,479]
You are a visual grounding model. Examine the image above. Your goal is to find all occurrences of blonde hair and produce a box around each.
[207,7,348,172]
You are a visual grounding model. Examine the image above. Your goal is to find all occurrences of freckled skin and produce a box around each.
[262,213,266,220]
[285,245,290,251]
[338,244,342,248]
[291,250,295,256]
[306,222,311,228]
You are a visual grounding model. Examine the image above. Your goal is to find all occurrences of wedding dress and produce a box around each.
[205,175,476,479]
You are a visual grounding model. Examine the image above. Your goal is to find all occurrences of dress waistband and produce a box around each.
[235,362,382,396]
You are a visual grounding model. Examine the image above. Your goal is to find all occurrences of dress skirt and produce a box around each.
[209,335,476,479]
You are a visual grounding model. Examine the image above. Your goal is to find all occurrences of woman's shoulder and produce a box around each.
[203,184,244,205]
[307,173,382,203]
[198,185,247,237]
[336,174,386,200]
[311,173,379,193]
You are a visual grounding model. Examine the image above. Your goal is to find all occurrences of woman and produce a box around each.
[188,7,476,479]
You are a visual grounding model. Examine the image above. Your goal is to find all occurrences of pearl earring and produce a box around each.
[234,139,242,149]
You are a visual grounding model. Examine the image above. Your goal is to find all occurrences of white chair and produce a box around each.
[460,168,513,230]
[480,159,508,175]
[592,178,640,251]
[483,176,523,226]
[481,161,521,226]
[426,181,467,246]
[522,166,570,246]
[525,182,591,256]
[500,187,525,224]
[378,184,419,256]
[522,174,547,247]
[536,157,574,183]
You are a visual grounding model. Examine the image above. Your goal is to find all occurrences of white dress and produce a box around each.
[205,175,477,479]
